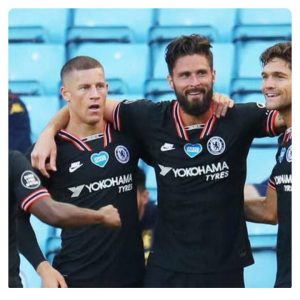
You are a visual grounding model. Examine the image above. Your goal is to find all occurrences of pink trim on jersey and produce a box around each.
[268,178,276,190]
[173,101,217,140]
[58,130,92,151]
[113,103,121,131]
[266,110,278,136]
[21,188,50,212]
[200,115,217,139]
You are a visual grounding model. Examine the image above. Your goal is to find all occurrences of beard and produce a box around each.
[174,85,214,116]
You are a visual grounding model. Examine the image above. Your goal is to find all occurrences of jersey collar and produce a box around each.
[172,101,217,141]
[58,122,112,151]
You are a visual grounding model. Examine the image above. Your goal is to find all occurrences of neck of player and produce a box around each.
[65,118,105,138]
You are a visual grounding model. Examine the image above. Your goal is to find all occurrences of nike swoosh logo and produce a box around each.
[69,164,83,173]
[161,145,175,152]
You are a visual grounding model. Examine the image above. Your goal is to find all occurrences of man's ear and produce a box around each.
[61,86,70,102]
[167,74,174,90]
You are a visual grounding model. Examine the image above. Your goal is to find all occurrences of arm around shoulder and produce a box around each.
[244,185,278,225]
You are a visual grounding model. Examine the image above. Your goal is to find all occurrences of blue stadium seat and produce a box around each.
[19,254,42,287]
[67,8,154,45]
[230,78,264,103]
[233,40,286,80]
[232,9,291,81]
[236,8,291,26]
[22,96,60,142]
[110,94,144,101]
[9,9,70,43]
[233,8,291,42]
[245,234,277,287]
[151,42,234,95]
[9,44,65,95]
[150,26,219,46]
[152,8,237,42]
[69,43,149,94]
[144,79,175,102]
[246,146,277,183]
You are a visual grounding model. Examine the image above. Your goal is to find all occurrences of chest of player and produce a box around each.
[48,136,139,205]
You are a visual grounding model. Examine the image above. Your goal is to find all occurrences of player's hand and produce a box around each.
[37,261,68,288]
[31,128,57,178]
[212,93,234,117]
[98,205,121,228]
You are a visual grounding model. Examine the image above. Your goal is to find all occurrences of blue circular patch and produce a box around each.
[115,145,130,164]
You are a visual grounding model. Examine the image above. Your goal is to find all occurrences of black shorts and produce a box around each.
[144,261,245,288]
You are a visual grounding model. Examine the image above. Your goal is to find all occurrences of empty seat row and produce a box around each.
[9,8,291,44]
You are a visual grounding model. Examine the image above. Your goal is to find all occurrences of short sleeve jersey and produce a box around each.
[268,128,292,287]
[9,150,50,283]
[42,123,145,286]
[114,100,278,273]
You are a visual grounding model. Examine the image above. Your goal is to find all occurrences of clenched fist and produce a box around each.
[98,205,121,228]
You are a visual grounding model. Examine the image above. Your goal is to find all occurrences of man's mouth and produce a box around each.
[88,104,100,111]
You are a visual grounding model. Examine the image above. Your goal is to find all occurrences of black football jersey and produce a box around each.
[114,100,278,273]
[42,123,145,286]
[269,128,292,287]
[9,150,50,286]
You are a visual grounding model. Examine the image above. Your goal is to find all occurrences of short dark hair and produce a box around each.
[136,167,146,192]
[60,56,104,83]
[260,42,291,69]
[165,34,213,75]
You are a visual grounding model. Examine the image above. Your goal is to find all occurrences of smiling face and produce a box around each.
[61,67,108,126]
[262,57,291,113]
[168,54,215,116]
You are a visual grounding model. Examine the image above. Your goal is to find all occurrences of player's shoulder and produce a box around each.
[228,102,267,118]
[9,150,27,165]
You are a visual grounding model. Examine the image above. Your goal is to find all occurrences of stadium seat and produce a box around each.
[230,78,265,103]
[244,234,277,287]
[233,40,286,80]
[246,146,277,183]
[9,8,70,43]
[144,166,158,201]
[151,9,237,43]
[144,79,175,102]
[69,43,149,94]
[151,42,234,95]
[67,8,154,46]
[22,96,60,142]
[233,8,291,42]
[236,8,291,26]
[232,9,291,81]
[8,44,65,95]
[150,26,219,46]
[110,94,144,101]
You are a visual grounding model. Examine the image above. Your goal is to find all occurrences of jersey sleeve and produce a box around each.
[112,99,157,139]
[17,210,46,270]
[236,103,279,138]
[268,168,277,191]
[10,151,50,212]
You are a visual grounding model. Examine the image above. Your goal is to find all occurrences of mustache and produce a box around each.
[185,87,206,95]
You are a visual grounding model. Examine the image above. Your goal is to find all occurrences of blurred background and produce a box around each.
[8,8,291,287]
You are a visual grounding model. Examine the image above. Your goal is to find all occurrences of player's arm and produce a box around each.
[28,197,121,228]
[16,212,68,288]
[31,100,119,176]
[244,185,278,225]
[30,105,69,177]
